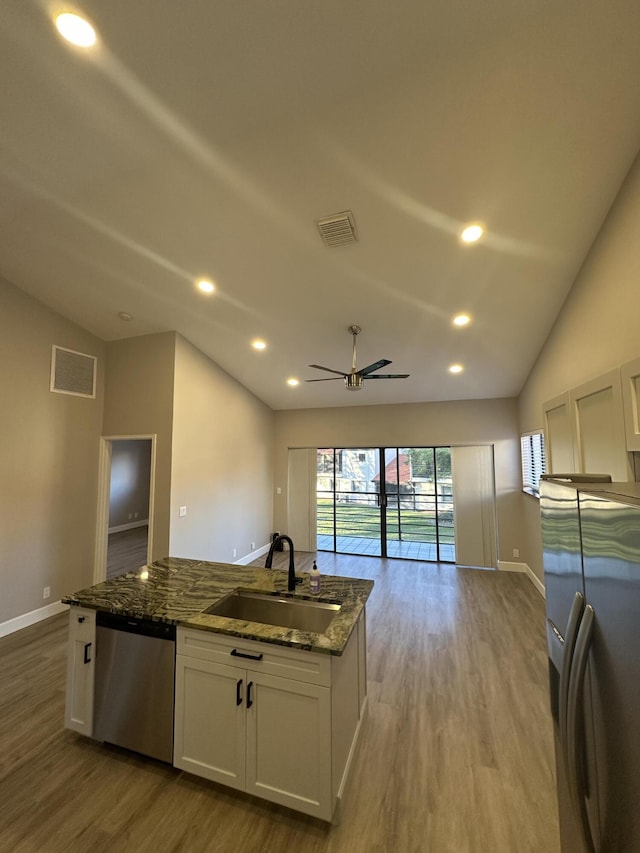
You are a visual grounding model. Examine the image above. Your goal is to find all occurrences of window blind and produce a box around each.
[521,432,546,495]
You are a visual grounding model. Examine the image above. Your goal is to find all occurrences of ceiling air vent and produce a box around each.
[50,345,97,398]
[316,210,358,247]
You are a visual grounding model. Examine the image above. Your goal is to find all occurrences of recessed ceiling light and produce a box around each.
[55,12,97,48]
[118,312,133,322]
[460,223,484,244]
[287,378,299,387]
[252,339,267,351]
[453,313,471,327]
[196,279,215,294]
[449,363,464,374]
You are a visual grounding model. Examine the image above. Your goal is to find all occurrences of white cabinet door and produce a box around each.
[174,655,246,790]
[65,607,96,736]
[621,357,640,451]
[245,671,331,821]
[543,392,574,474]
[570,369,631,480]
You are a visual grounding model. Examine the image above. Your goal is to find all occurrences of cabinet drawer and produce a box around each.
[177,628,331,686]
[69,606,96,639]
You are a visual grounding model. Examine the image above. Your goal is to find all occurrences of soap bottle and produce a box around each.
[309,560,321,594]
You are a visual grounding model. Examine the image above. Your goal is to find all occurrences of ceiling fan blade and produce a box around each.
[358,358,392,376]
[365,373,410,379]
[305,377,344,382]
[308,364,348,377]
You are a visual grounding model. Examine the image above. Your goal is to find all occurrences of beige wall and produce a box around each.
[273,397,523,563]
[169,335,274,562]
[0,278,105,624]
[519,152,640,582]
[103,333,176,560]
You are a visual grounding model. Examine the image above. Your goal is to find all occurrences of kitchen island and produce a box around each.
[63,557,373,822]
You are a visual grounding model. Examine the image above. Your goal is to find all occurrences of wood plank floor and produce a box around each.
[0,555,560,852]
[106,526,149,579]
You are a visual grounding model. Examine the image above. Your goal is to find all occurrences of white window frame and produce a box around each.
[521,431,546,497]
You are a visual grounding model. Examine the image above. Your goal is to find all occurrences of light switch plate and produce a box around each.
[179,506,187,517]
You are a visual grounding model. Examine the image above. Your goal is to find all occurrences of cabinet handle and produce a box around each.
[236,678,243,706]
[231,649,263,662]
[83,642,92,664]
[247,681,254,708]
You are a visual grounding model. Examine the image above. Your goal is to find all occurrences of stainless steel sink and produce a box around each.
[203,590,341,633]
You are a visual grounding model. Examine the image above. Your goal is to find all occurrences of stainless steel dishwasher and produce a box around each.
[93,612,176,763]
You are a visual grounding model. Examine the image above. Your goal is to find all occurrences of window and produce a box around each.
[317,449,343,475]
[521,432,546,496]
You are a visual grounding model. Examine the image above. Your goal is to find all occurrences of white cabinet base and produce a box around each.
[174,615,367,823]
[64,607,96,736]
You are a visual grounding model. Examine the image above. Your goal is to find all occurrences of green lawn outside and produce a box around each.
[317,499,454,544]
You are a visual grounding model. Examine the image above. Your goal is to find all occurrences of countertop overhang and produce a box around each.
[62,557,374,656]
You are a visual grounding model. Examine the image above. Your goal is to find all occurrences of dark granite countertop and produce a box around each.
[62,557,374,656]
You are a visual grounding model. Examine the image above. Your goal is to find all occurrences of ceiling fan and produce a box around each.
[306,325,410,391]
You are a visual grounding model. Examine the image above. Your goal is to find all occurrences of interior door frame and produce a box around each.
[94,434,157,584]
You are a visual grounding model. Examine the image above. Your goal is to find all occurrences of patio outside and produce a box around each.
[317,447,456,562]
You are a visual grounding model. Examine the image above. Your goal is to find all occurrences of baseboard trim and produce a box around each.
[497,560,526,573]
[497,560,545,598]
[525,565,546,598]
[235,543,271,565]
[0,600,69,639]
[108,519,149,534]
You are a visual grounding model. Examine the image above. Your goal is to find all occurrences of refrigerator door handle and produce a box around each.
[567,603,596,853]
[559,592,586,758]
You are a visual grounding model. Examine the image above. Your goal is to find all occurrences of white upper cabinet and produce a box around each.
[621,357,640,451]
[543,369,633,483]
[543,392,574,475]
[570,369,630,481]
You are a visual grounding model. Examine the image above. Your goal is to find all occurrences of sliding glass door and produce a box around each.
[317,448,384,556]
[317,447,455,562]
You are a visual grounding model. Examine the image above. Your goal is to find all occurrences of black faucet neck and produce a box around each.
[265,535,297,591]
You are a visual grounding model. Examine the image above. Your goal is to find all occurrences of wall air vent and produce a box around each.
[50,345,97,398]
[316,210,358,247]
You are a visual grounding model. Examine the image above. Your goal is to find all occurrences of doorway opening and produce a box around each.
[95,435,156,582]
[316,447,455,561]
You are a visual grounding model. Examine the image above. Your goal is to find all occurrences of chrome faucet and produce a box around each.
[265,534,300,592]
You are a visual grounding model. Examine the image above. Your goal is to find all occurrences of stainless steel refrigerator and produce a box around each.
[541,475,640,853]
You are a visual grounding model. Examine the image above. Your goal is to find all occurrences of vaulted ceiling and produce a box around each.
[2,1,640,409]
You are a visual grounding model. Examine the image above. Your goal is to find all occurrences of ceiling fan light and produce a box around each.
[344,374,364,390]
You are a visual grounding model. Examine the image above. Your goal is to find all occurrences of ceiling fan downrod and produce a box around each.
[348,324,362,388]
